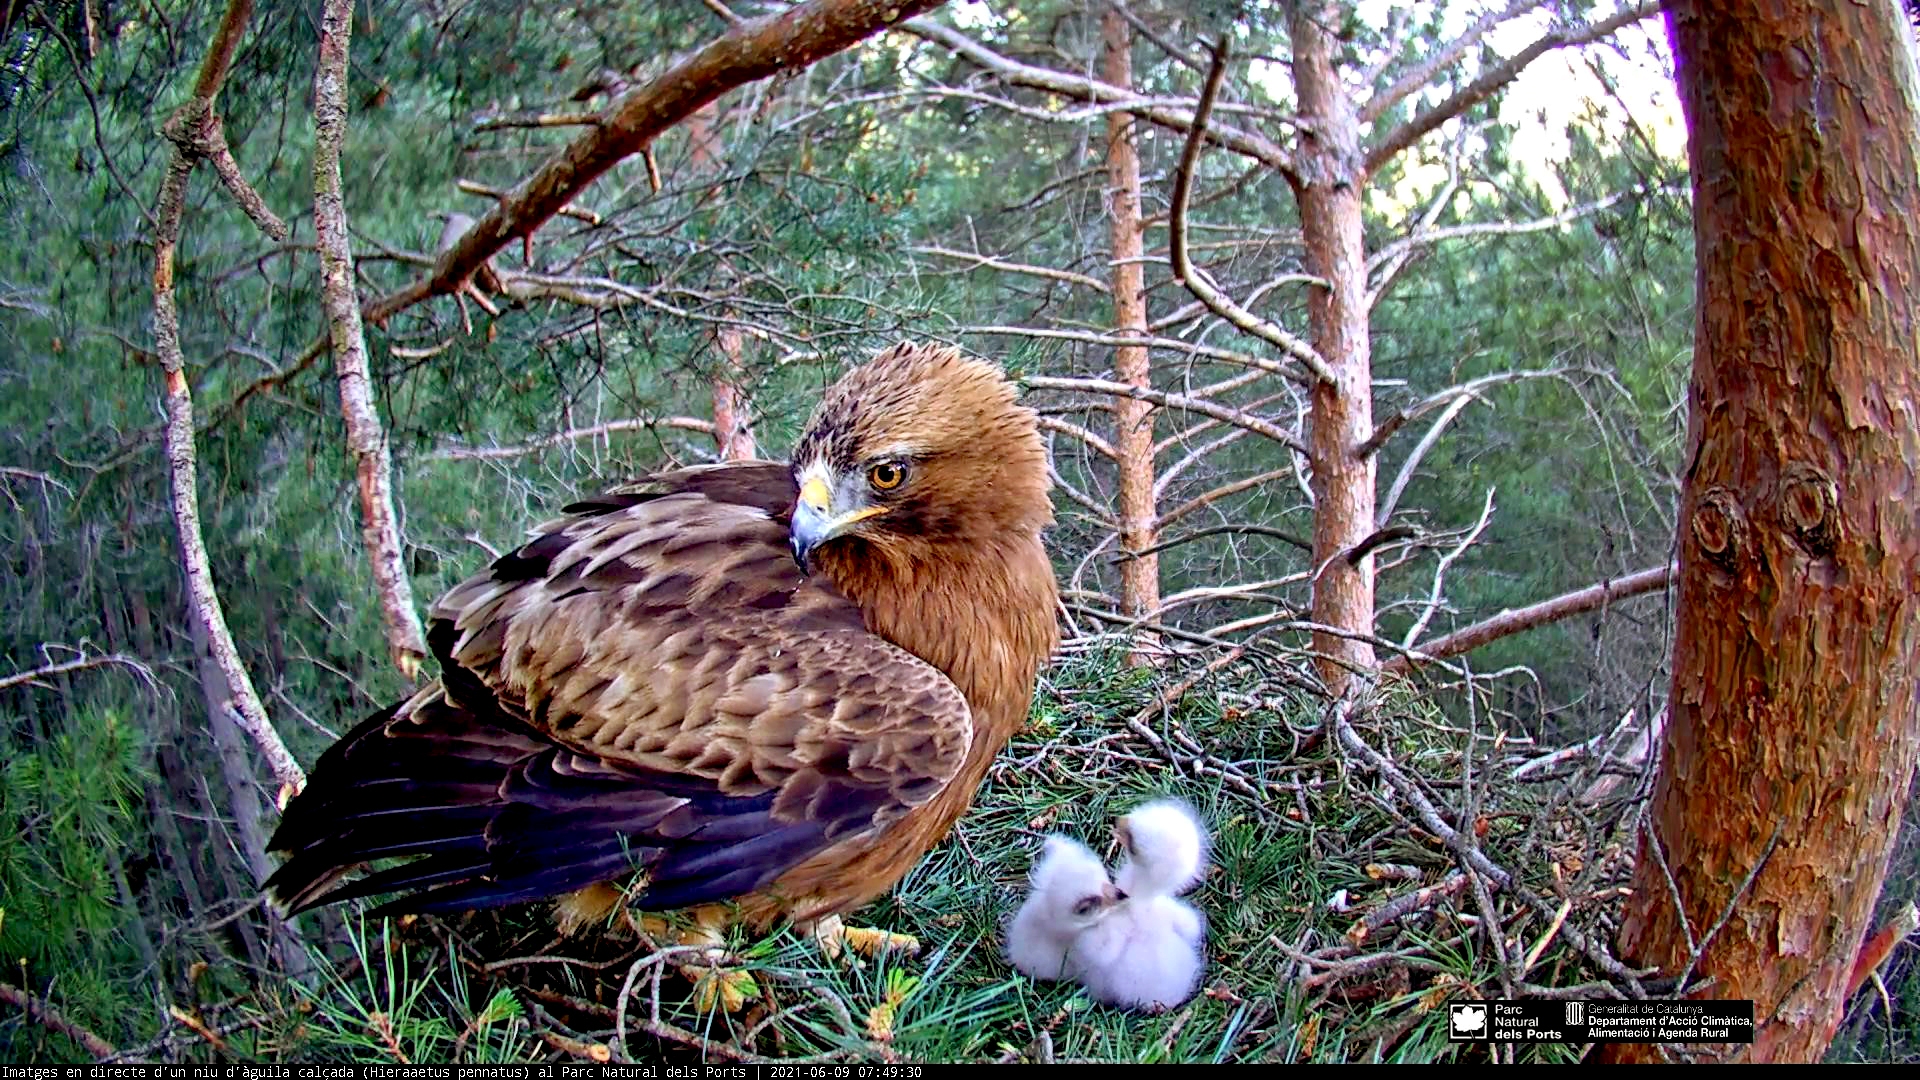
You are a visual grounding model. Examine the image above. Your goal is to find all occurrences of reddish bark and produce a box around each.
[1099,11,1162,652]
[1604,0,1920,1061]
[1289,3,1376,691]
[686,103,759,462]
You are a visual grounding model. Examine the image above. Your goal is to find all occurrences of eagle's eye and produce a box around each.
[1072,897,1099,917]
[868,460,908,492]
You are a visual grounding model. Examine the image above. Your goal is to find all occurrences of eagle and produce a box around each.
[263,343,1060,948]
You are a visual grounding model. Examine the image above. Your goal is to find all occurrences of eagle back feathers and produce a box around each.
[266,463,973,917]
[265,343,1059,929]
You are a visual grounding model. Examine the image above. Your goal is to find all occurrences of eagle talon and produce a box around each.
[807,915,921,961]
[670,906,757,1013]
[686,965,759,1013]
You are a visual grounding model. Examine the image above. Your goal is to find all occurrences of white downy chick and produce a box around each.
[1065,799,1210,1011]
[1113,799,1209,899]
[1006,834,1126,981]
[1067,893,1206,1011]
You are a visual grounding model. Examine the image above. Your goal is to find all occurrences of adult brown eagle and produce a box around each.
[264,344,1059,942]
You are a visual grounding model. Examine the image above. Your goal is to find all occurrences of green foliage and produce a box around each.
[0,704,154,1057]
[212,650,1618,1064]
[5,0,1885,1066]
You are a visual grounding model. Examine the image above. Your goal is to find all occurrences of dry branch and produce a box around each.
[1384,564,1674,675]
[1035,416,1117,460]
[472,111,603,132]
[900,18,1299,183]
[1168,37,1333,384]
[1156,467,1296,531]
[1366,190,1650,279]
[1364,1,1660,174]
[912,245,1109,294]
[1398,488,1497,651]
[1359,0,1550,124]
[365,0,944,326]
[1364,367,1569,459]
[456,179,603,224]
[150,0,305,796]
[205,129,288,241]
[1108,1,1202,71]
[1023,374,1306,453]
[0,651,155,693]
[0,466,72,499]
[0,982,116,1059]
[967,324,1311,385]
[1115,523,1312,562]
[1364,155,1461,309]
[315,0,429,678]
[429,417,718,461]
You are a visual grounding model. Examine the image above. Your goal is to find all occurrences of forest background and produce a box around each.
[0,0,1911,1065]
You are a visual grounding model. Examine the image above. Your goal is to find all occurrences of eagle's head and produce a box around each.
[787,343,1052,572]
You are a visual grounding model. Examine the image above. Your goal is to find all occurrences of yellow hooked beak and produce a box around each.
[790,471,887,571]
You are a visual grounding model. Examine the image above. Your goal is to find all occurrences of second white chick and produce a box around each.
[1068,799,1211,1011]
[1113,799,1209,899]
[1006,834,1125,981]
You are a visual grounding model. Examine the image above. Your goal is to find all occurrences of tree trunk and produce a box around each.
[188,614,269,971]
[1100,9,1161,655]
[1605,0,1920,1062]
[1289,3,1376,690]
[686,103,760,462]
[315,0,429,678]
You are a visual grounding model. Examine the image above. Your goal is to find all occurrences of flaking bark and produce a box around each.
[1289,3,1376,691]
[686,103,760,462]
[314,0,428,677]
[1604,0,1920,1061]
[1100,10,1161,653]
[150,0,305,796]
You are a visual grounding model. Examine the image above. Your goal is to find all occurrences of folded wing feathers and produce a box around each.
[264,464,974,920]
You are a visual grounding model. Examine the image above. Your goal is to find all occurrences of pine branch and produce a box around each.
[1168,36,1333,384]
[0,650,156,693]
[429,417,718,461]
[0,982,116,1059]
[150,0,305,797]
[315,0,428,679]
[456,178,602,224]
[913,245,1110,294]
[1359,0,1551,124]
[1384,564,1675,674]
[899,17,1299,183]
[364,0,945,327]
[1022,374,1307,453]
[1365,1,1660,175]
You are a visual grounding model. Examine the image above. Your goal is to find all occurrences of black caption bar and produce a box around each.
[1445,998,1756,1044]
[0,1066,944,1079]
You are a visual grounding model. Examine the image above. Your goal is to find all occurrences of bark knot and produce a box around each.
[1778,464,1838,557]
[1692,487,1748,571]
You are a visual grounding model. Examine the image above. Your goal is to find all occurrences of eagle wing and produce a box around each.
[264,463,973,917]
